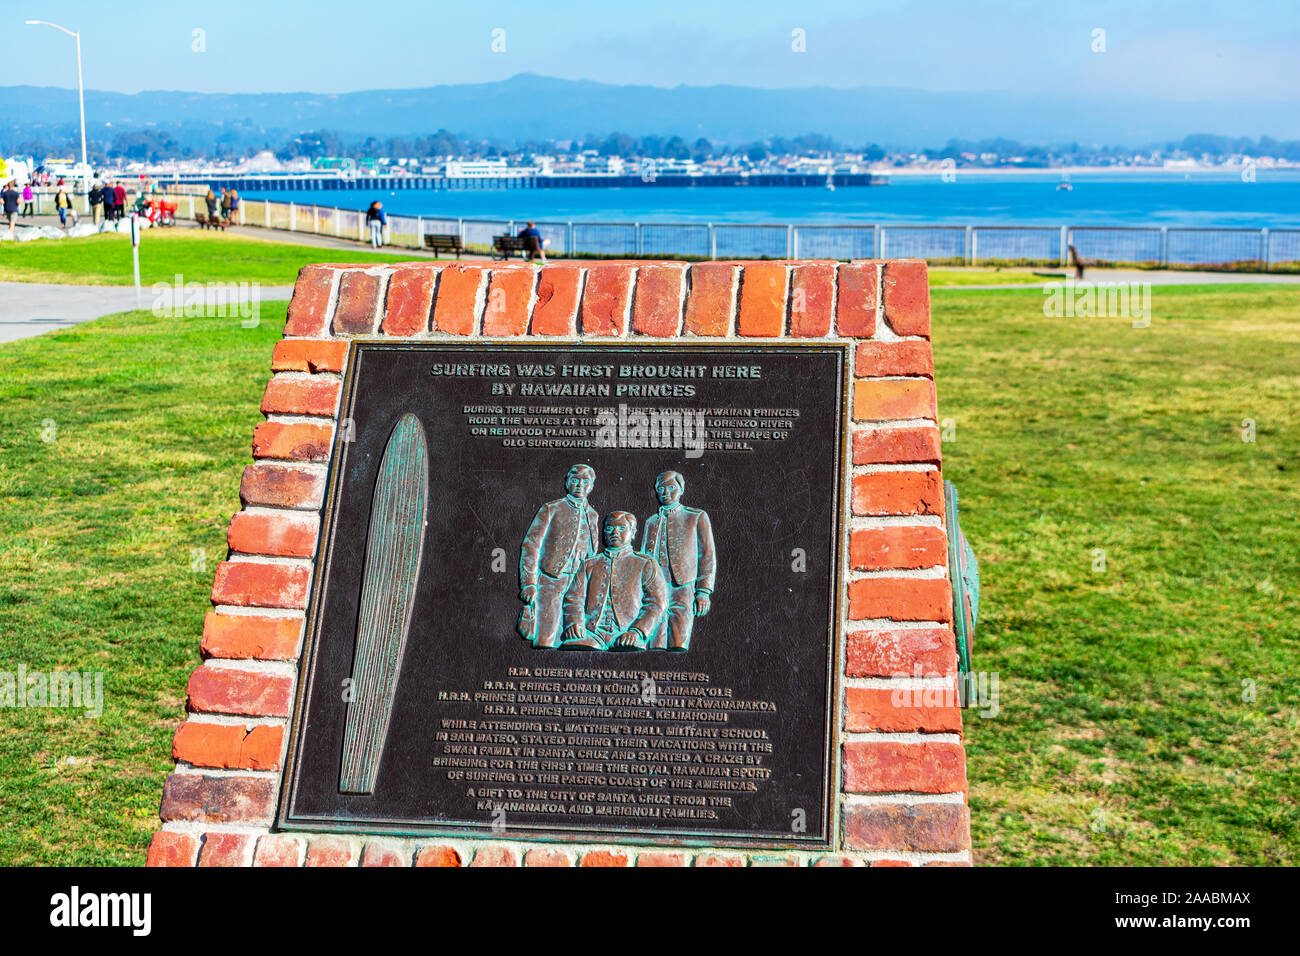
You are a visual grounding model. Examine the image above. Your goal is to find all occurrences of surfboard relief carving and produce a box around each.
[338,413,430,794]
[518,466,716,653]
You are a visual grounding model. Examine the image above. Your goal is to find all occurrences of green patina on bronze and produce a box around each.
[944,479,979,678]
[338,413,429,794]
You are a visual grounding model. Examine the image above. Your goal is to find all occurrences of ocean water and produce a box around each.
[240,170,1300,228]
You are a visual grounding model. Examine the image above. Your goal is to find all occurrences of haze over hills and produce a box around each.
[7,73,1299,152]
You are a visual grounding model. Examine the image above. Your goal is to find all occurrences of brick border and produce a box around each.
[149,257,971,867]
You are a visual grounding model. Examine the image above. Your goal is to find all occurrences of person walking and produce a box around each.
[89,182,103,224]
[20,182,35,218]
[366,201,387,248]
[2,181,19,237]
[55,186,79,229]
[113,181,127,222]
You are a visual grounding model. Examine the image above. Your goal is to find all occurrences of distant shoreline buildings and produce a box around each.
[32,146,1297,193]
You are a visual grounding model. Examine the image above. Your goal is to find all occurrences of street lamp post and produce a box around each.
[25,20,89,196]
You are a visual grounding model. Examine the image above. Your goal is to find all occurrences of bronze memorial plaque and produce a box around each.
[278,341,849,846]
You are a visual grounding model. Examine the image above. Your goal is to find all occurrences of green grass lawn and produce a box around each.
[0,273,1296,864]
[937,283,1300,865]
[0,230,416,286]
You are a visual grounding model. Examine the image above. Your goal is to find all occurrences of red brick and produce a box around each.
[432,265,487,335]
[684,263,736,336]
[850,525,947,570]
[201,612,301,661]
[305,837,356,867]
[883,260,931,337]
[382,264,438,336]
[362,842,408,867]
[845,685,964,734]
[853,426,941,465]
[636,851,688,867]
[846,628,959,678]
[524,848,573,867]
[198,832,254,867]
[581,849,630,867]
[737,263,787,336]
[849,576,953,623]
[845,741,966,793]
[531,266,582,334]
[415,845,463,867]
[239,463,325,510]
[260,377,341,417]
[872,859,912,867]
[469,846,519,867]
[146,831,198,867]
[172,720,284,770]
[160,773,276,825]
[632,264,685,336]
[332,270,383,334]
[227,511,319,559]
[254,834,303,867]
[272,339,349,374]
[856,340,934,378]
[695,853,744,867]
[790,262,834,336]
[283,265,336,336]
[210,560,311,610]
[251,422,333,462]
[851,470,944,519]
[836,262,878,336]
[483,267,534,335]
[844,802,970,853]
[186,664,293,717]
[851,470,944,517]
[853,379,937,421]
[581,265,633,335]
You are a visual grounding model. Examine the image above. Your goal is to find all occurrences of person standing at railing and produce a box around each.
[205,188,218,221]
[228,189,240,224]
[366,201,387,248]
[219,188,231,224]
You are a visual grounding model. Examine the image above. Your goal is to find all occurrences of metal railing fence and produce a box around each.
[136,194,1300,271]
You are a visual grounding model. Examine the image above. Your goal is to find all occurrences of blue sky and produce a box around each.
[7,0,1297,99]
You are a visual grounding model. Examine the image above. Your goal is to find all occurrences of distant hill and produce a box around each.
[6,73,1298,149]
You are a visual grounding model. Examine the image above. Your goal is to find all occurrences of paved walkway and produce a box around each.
[0,282,294,344]
[933,269,1300,290]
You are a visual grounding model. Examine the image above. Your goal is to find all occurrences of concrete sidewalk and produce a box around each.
[933,269,1300,289]
[0,282,294,344]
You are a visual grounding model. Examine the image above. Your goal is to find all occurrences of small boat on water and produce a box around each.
[1056,181,1074,191]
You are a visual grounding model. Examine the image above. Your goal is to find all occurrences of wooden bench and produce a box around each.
[195,212,225,231]
[423,233,464,259]
[492,234,542,260]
